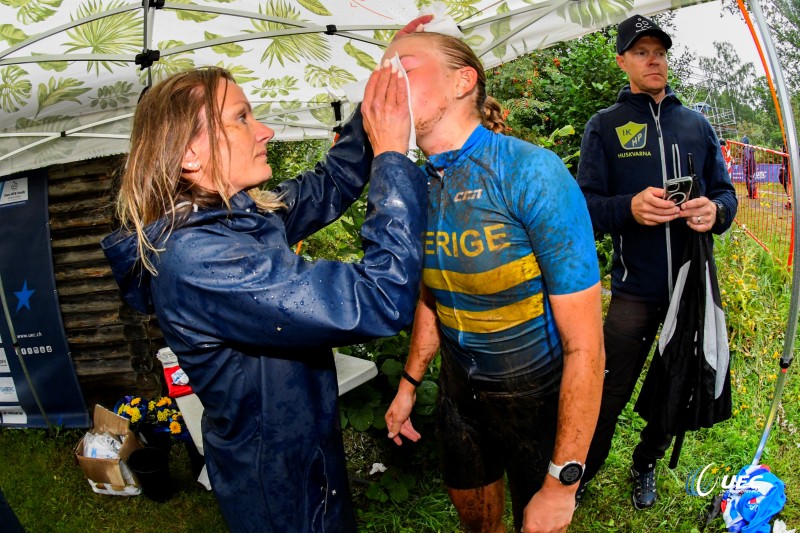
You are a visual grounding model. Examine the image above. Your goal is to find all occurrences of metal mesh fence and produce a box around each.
[726,140,793,266]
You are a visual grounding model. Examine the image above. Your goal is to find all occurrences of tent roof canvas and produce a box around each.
[0,0,710,177]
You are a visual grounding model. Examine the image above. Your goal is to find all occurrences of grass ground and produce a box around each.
[0,227,797,532]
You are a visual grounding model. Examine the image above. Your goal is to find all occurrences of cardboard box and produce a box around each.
[75,405,143,494]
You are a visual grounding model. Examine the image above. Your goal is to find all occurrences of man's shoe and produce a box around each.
[630,466,657,510]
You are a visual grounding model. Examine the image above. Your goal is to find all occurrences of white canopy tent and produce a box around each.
[0,0,713,177]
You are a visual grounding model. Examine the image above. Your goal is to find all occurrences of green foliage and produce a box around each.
[486,30,626,168]
[338,331,443,504]
[364,466,417,503]
[0,427,227,532]
[595,233,614,280]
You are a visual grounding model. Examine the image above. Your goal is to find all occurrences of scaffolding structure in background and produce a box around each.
[680,65,740,141]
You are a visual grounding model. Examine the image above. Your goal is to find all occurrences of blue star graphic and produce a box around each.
[14,280,35,312]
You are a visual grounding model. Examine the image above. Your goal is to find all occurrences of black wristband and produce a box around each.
[401,371,421,388]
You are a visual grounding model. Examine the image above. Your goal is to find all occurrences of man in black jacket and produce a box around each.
[576,14,737,510]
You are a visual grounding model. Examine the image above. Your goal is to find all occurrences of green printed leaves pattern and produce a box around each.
[0,65,31,113]
[63,0,141,74]
[558,0,636,28]
[2,0,64,25]
[0,0,706,177]
[252,0,330,67]
[0,23,28,46]
[37,77,90,117]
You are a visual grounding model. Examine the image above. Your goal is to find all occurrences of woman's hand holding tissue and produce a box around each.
[362,59,411,156]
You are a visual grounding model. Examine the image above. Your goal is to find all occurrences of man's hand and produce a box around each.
[521,478,577,533]
[631,186,681,226]
[679,196,716,233]
[393,14,435,41]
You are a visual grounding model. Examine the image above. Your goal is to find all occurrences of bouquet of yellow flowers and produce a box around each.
[146,396,190,441]
[113,395,190,443]
[113,395,147,429]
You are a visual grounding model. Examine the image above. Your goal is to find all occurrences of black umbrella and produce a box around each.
[635,166,732,468]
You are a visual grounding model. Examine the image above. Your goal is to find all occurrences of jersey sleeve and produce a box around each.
[511,147,600,295]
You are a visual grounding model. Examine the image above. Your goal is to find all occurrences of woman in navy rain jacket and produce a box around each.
[102,65,426,532]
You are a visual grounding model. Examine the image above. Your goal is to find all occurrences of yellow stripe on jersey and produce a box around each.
[435,293,545,334]
[422,253,541,295]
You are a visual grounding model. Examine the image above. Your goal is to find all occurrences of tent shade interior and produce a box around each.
[0,0,712,178]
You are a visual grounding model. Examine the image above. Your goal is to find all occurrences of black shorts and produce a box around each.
[436,352,560,525]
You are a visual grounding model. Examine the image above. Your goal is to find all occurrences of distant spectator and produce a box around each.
[742,135,758,199]
[779,143,791,210]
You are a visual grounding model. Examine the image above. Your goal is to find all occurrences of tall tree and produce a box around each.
[732,0,800,92]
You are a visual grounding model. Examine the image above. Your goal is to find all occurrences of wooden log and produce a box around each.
[55,264,113,282]
[56,278,119,297]
[50,230,109,249]
[47,175,113,197]
[73,357,136,376]
[49,214,113,232]
[67,325,125,346]
[52,249,109,266]
[130,355,157,374]
[48,196,113,214]
[63,310,121,330]
[71,343,130,361]
[121,323,147,340]
[59,296,119,313]
[48,157,120,181]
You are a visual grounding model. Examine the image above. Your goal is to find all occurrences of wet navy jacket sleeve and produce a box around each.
[273,106,374,245]
[152,151,427,350]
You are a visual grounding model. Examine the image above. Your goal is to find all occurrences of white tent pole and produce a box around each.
[746,0,799,465]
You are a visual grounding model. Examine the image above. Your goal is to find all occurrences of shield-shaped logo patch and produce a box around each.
[615,121,648,150]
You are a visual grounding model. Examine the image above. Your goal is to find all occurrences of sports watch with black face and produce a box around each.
[548,460,584,486]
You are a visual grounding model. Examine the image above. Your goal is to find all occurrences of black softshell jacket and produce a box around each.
[578,85,737,303]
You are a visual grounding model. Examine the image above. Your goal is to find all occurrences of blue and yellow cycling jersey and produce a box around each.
[424,125,599,388]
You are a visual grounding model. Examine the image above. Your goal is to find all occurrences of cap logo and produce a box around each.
[635,18,652,33]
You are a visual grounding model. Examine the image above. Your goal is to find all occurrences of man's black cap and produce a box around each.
[616,14,672,55]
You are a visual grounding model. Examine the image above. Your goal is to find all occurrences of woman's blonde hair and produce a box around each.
[115,66,283,275]
[397,32,508,134]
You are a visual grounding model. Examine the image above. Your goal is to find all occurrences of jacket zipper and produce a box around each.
[650,99,674,297]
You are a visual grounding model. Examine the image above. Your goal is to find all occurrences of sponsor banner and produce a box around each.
[730,163,785,184]
[0,170,89,428]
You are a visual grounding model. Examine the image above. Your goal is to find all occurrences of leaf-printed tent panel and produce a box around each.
[0,0,711,177]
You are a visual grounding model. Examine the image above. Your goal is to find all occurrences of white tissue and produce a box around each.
[389,53,417,153]
[341,53,417,155]
[369,462,388,475]
[417,2,464,38]
[774,520,796,533]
